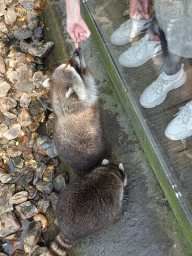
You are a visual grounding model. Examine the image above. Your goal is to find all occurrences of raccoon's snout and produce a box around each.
[74,47,82,57]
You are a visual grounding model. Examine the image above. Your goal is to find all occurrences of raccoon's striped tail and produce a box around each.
[49,234,73,256]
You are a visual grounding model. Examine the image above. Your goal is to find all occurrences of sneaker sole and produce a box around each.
[140,72,187,108]
[119,48,162,67]
[165,129,192,141]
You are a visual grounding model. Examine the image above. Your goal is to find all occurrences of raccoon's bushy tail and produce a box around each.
[49,234,73,256]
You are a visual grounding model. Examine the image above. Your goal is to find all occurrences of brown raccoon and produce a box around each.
[49,160,127,256]
[43,48,105,170]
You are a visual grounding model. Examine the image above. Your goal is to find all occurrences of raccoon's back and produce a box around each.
[53,109,105,169]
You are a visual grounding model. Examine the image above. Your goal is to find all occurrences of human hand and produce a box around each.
[67,16,91,49]
[129,0,150,19]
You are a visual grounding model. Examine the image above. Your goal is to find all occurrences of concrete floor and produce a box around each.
[42,1,191,255]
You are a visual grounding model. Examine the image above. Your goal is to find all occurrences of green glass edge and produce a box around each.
[82,3,192,251]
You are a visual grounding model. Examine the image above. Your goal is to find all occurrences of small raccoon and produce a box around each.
[43,48,105,170]
[49,160,127,256]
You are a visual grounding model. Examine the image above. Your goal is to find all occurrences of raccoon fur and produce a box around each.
[49,160,127,256]
[43,48,105,170]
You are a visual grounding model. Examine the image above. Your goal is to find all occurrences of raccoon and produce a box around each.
[49,160,127,256]
[43,48,105,170]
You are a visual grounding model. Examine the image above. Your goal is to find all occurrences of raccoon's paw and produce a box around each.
[43,78,50,88]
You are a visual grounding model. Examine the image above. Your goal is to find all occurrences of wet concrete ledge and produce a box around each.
[81,1,192,252]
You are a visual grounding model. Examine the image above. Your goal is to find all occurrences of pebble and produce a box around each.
[28,41,54,58]
[36,162,46,178]
[6,148,22,157]
[33,71,45,88]
[20,92,31,108]
[22,148,34,161]
[0,123,8,137]
[29,100,45,116]
[31,246,50,256]
[0,56,6,74]
[3,124,21,140]
[10,191,28,205]
[19,0,35,10]
[24,221,42,253]
[15,201,38,220]
[53,173,66,192]
[0,97,17,111]
[15,79,35,94]
[17,108,33,127]
[13,25,33,40]
[0,1,6,17]
[0,212,21,237]
[43,165,54,182]
[4,8,17,25]
[0,183,15,214]
[36,180,53,195]
[0,80,11,97]
[12,156,24,169]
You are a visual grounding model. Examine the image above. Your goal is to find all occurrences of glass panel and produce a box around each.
[83,0,192,223]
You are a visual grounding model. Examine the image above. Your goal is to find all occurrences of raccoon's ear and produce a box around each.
[42,78,51,88]
[102,159,110,165]
[66,87,74,98]
[118,163,124,172]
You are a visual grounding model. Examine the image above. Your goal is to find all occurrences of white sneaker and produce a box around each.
[165,100,192,140]
[110,16,151,46]
[140,64,187,108]
[119,33,162,67]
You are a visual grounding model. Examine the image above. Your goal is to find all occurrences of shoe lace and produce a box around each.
[174,103,192,124]
[151,74,169,95]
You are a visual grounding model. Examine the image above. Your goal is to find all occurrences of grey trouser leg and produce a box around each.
[149,13,182,75]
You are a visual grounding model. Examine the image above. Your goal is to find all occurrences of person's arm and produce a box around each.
[129,0,150,19]
[65,0,91,48]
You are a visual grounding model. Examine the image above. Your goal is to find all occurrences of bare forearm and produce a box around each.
[65,0,81,20]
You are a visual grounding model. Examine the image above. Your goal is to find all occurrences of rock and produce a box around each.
[12,156,24,169]
[24,221,42,253]
[0,212,21,237]
[35,162,46,178]
[36,198,50,213]
[3,110,18,119]
[22,148,34,161]
[20,93,31,108]
[33,213,48,231]
[0,22,8,35]
[10,191,28,205]
[33,71,45,88]
[28,41,54,58]
[7,71,19,83]
[27,10,38,31]
[27,185,37,199]
[20,40,30,53]
[19,0,35,10]
[47,193,58,210]
[36,180,53,195]
[29,100,45,116]
[0,183,15,214]
[28,122,39,132]
[0,97,17,111]
[15,79,34,94]
[13,25,33,40]
[0,123,8,137]
[15,201,38,220]
[3,124,21,140]
[43,165,54,182]
[18,108,33,127]
[4,8,17,25]
[6,148,22,157]
[32,27,43,41]
[0,56,5,75]
[0,172,21,184]
[0,2,6,17]
[42,223,59,243]
[0,80,10,97]
[11,250,26,256]
[53,173,66,192]
[40,140,58,158]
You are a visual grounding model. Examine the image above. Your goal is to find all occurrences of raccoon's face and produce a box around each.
[68,47,86,77]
